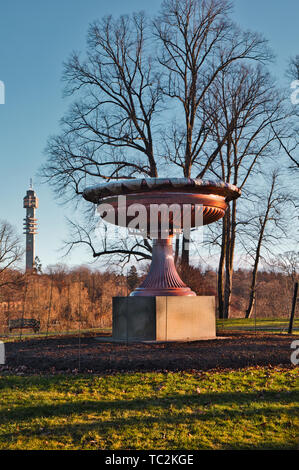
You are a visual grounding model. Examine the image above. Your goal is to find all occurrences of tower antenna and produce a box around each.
[23,183,38,272]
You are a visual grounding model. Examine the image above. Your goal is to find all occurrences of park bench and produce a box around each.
[8,318,40,333]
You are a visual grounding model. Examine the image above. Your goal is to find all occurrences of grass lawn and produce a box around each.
[1,318,298,342]
[0,367,298,450]
[0,328,111,342]
[216,318,299,334]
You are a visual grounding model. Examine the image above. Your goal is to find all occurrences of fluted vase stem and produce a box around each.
[130,237,195,296]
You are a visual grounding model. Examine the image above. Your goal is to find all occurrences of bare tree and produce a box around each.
[201,63,288,318]
[63,218,152,268]
[0,220,23,288]
[40,12,166,265]
[41,1,275,268]
[241,171,294,318]
[286,55,299,81]
[41,12,163,203]
[154,0,272,266]
[154,0,272,178]
[271,126,299,170]
[276,54,299,170]
[270,250,299,284]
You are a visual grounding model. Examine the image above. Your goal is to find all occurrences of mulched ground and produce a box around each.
[1,332,297,374]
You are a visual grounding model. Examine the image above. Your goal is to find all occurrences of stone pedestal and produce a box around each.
[112,296,216,341]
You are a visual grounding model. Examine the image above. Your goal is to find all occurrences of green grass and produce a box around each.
[2,318,298,342]
[0,367,298,450]
[216,318,299,334]
[0,327,111,342]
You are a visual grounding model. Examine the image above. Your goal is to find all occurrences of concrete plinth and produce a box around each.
[112,296,216,341]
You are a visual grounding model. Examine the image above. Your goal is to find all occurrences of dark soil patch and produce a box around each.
[1,332,296,374]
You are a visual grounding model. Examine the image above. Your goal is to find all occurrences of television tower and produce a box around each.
[23,179,38,272]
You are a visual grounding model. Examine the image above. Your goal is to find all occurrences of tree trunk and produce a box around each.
[181,234,190,266]
[223,206,232,319]
[223,200,237,319]
[174,236,180,266]
[218,214,228,319]
[245,262,259,319]
[245,176,275,318]
[245,223,266,318]
[288,282,298,334]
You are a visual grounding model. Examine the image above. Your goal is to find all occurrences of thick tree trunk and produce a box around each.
[245,287,255,319]
[288,282,298,334]
[224,270,232,318]
[223,200,236,319]
[223,206,232,319]
[218,214,228,319]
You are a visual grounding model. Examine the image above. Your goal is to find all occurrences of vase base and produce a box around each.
[130,287,196,296]
[113,296,216,341]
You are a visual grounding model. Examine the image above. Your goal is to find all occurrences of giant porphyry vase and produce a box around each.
[83,178,241,297]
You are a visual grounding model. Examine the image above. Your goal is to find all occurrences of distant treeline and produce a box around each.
[0,264,296,333]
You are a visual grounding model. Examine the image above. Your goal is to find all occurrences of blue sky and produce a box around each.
[0,0,298,270]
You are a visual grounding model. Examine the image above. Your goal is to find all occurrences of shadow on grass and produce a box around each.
[0,390,297,426]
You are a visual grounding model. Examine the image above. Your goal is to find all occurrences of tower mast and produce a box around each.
[23,180,38,272]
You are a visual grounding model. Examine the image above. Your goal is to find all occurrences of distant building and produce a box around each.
[23,180,38,272]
